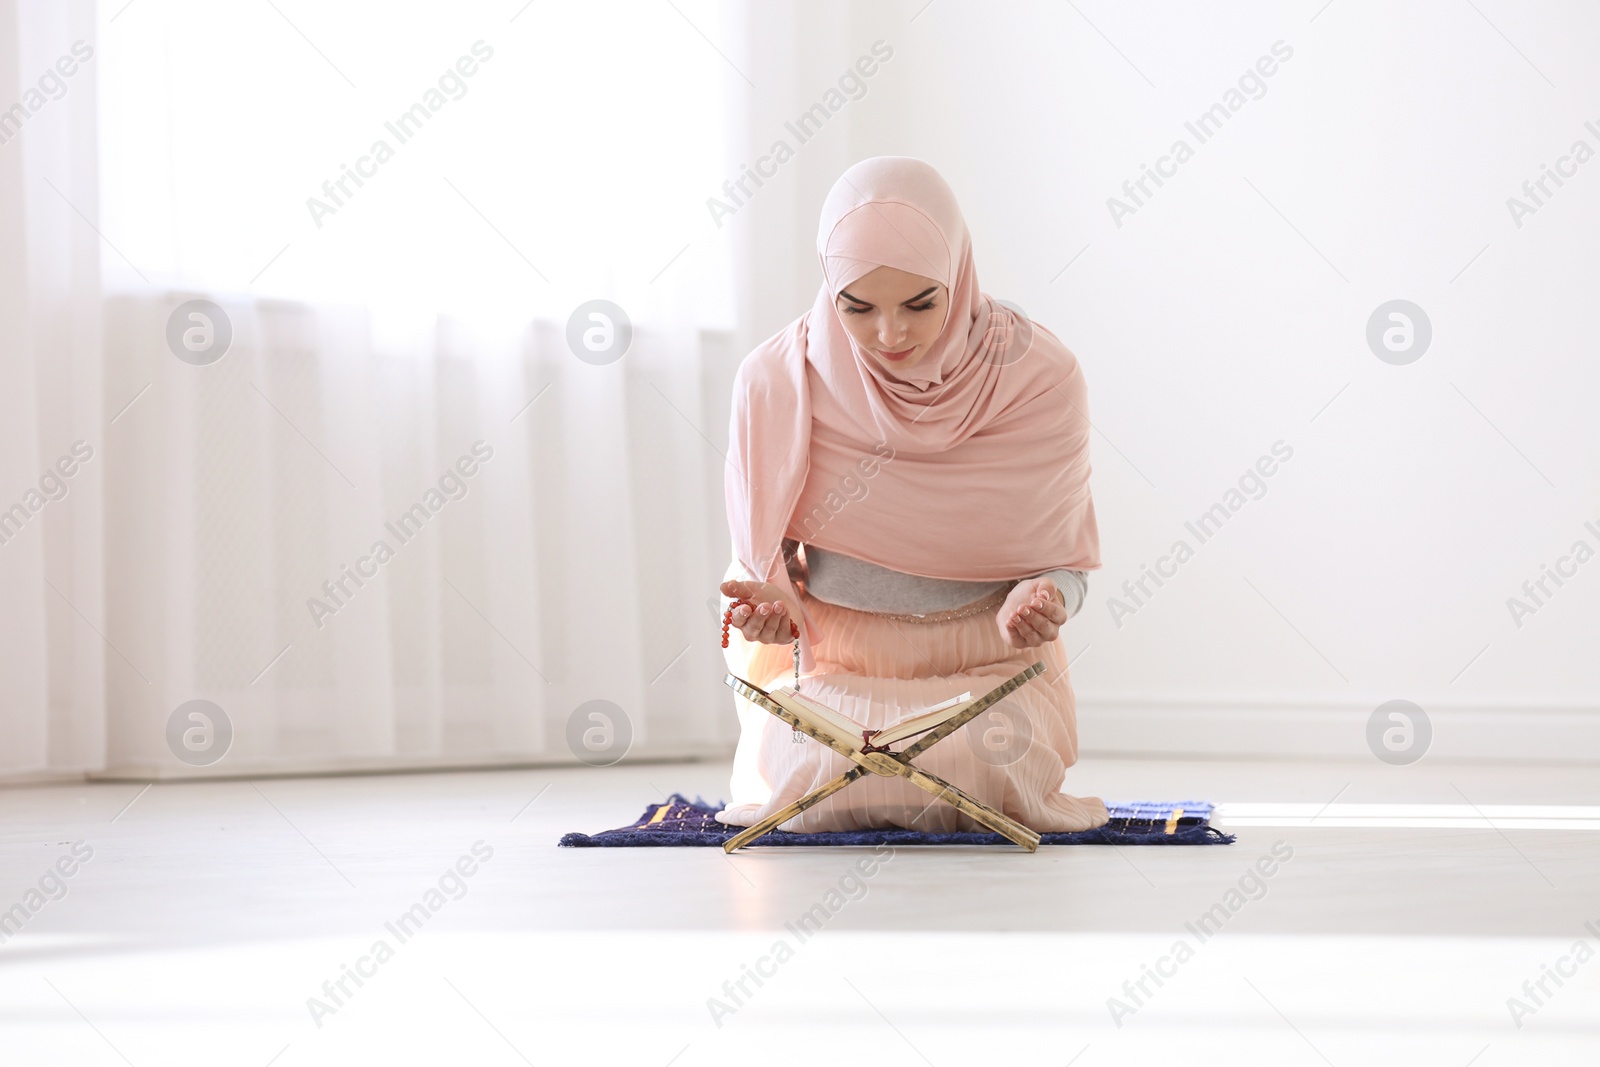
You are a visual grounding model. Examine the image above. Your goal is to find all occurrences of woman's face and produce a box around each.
[834,265,948,373]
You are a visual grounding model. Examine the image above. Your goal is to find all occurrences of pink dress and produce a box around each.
[715,567,1111,834]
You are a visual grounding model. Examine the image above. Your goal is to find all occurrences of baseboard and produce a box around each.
[1076,697,1600,763]
[9,700,1595,785]
[81,743,725,783]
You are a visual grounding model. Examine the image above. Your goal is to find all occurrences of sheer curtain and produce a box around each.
[1,0,748,780]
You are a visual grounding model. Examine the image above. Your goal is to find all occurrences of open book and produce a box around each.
[766,684,975,747]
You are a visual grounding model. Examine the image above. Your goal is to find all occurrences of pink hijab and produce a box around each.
[726,156,1100,672]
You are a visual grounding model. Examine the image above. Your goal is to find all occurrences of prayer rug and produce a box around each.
[559,793,1235,847]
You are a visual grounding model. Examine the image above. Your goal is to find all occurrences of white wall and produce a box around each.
[723,1,1600,761]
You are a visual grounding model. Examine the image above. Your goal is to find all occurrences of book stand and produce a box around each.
[720,662,1050,853]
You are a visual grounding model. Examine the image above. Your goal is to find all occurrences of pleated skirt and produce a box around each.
[716,587,1111,834]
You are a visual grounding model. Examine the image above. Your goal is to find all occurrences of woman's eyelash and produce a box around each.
[842,302,937,315]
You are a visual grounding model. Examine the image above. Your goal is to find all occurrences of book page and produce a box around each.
[768,686,865,738]
[873,691,973,745]
[766,685,977,746]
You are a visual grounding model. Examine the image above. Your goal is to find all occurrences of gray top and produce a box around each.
[739,538,1087,618]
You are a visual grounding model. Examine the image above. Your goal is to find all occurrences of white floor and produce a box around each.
[2,755,1597,1066]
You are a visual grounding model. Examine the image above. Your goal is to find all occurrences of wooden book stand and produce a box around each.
[720,662,1050,853]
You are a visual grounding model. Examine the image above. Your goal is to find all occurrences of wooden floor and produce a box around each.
[1,756,1597,1065]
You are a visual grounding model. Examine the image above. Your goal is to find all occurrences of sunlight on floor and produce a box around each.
[1215,802,1600,829]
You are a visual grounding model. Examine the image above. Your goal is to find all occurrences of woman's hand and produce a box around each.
[997,577,1068,649]
[719,579,800,645]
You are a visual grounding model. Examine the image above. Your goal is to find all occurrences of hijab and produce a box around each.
[726,156,1100,672]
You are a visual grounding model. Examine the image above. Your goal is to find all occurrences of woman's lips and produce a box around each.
[878,346,915,361]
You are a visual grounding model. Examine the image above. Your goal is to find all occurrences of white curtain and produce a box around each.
[1,0,751,780]
[1,0,107,781]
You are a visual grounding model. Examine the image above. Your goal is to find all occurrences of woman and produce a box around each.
[716,156,1109,834]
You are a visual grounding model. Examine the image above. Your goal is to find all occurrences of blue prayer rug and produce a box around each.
[559,793,1235,847]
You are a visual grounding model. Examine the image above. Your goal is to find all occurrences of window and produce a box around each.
[96,0,736,330]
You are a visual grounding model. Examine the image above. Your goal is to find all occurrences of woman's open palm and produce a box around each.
[998,577,1068,649]
[719,579,799,645]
